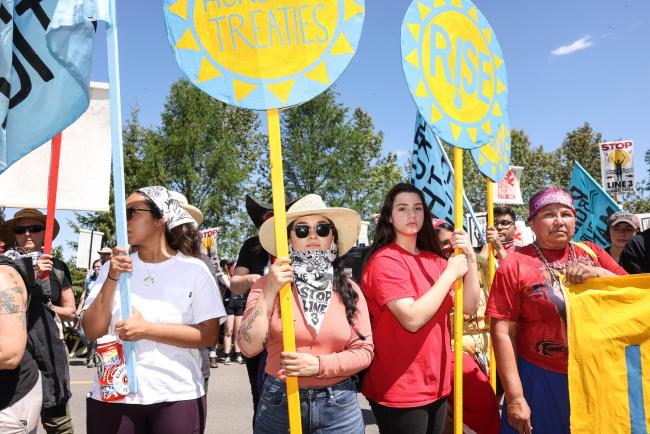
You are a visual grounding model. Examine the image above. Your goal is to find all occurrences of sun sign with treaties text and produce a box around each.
[164,0,365,110]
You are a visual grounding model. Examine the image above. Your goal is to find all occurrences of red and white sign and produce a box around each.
[492,166,524,205]
[599,140,635,195]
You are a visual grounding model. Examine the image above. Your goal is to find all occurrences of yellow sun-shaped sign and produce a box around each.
[401,0,511,181]
[164,0,365,110]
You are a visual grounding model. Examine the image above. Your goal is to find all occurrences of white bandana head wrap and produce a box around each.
[136,186,196,230]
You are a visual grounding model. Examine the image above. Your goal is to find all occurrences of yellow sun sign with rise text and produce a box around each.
[401,0,511,181]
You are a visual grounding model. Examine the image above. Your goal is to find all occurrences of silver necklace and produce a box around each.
[141,260,155,286]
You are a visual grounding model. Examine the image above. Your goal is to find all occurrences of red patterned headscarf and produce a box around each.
[527,187,575,221]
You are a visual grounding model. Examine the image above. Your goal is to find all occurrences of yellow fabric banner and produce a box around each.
[566,273,650,434]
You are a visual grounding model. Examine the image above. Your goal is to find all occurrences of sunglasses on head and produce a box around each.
[291,223,334,238]
[13,224,45,235]
[126,207,153,220]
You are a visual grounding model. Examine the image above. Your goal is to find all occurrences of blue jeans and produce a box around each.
[254,376,364,434]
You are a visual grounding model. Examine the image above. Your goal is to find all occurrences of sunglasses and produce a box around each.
[13,224,45,235]
[291,223,334,239]
[495,220,514,228]
[126,207,153,220]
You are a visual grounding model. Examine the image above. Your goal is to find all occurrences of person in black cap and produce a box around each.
[230,194,294,428]
[620,225,650,274]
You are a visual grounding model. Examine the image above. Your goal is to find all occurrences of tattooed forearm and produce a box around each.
[240,307,263,344]
[0,286,24,315]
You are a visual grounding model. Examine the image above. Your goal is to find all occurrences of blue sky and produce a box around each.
[92,0,649,168]
[7,0,650,260]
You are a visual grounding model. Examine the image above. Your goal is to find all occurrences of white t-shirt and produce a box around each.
[84,252,226,405]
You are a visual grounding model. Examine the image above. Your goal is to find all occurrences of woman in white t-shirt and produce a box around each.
[82,186,226,434]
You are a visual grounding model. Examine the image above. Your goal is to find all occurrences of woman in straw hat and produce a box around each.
[0,208,75,433]
[82,186,226,434]
[0,209,75,320]
[237,194,373,434]
[361,183,480,434]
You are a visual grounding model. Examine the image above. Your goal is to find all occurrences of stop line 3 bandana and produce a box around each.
[290,249,335,334]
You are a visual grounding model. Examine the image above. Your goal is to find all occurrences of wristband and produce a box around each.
[107,273,119,282]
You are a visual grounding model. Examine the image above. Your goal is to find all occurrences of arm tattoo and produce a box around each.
[240,307,263,344]
[0,286,24,315]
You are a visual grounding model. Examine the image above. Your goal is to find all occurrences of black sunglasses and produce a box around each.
[13,224,45,235]
[291,223,334,239]
[126,207,153,220]
[495,219,514,228]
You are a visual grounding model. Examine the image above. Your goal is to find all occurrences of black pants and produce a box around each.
[86,396,206,434]
[369,397,448,434]
[245,352,264,428]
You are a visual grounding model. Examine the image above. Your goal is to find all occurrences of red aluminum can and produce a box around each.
[95,335,129,402]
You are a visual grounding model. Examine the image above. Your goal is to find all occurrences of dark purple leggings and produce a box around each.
[86,396,207,434]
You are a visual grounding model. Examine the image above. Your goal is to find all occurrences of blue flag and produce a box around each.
[411,112,485,243]
[0,0,109,173]
[569,161,622,249]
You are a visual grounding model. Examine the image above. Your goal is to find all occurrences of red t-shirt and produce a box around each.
[486,241,626,373]
[361,243,452,407]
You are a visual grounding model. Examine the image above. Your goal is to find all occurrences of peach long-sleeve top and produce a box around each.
[239,275,374,388]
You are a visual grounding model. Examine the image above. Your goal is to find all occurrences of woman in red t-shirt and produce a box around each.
[362,183,480,434]
[487,187,626,434]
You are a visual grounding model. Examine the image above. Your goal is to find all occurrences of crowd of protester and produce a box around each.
[0,182,648,434]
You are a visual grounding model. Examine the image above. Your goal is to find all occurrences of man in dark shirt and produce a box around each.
[620,227,650,274]
[230,194,294,428]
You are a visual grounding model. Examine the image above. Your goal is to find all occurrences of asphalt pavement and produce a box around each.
[38,359,379,434]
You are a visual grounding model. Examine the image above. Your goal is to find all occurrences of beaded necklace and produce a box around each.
[531,242,576,290]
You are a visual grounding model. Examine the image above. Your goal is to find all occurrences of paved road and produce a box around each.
[39,360,379,434]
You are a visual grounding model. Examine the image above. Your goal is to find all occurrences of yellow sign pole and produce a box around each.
[486,179,497,391]
[453,147,464,434]
[267,109,302,434]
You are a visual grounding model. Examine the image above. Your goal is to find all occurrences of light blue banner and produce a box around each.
[0,0,108,173]
[569,161,622,249]
[411,112,486,244]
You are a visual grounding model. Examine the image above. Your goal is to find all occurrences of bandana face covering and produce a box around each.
[136,186,196,230]
[290,249,335,334]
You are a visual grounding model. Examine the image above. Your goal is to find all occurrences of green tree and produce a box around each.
[141,79,264,256]
[443,129,560,217]
[551,122,602,188]
[71,80,265,258]
[269,89,404,220]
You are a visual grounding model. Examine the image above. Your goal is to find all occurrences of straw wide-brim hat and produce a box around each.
[169,191,204,225]
[97,246,113,254]
[0,208,60,244]
[259,194,361,257]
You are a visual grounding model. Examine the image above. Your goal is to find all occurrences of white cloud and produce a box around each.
[550,35,594,56]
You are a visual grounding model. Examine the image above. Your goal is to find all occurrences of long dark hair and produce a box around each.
[287,220,365,339]
[145,197,202,258]
[364,182,443,265]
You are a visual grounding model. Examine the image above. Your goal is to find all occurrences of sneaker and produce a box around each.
[235,353,244,364]
[223,354,231,365]
[209,356,218,369]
